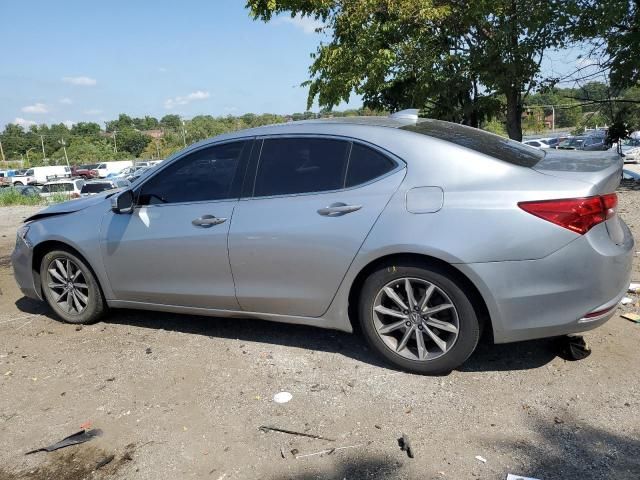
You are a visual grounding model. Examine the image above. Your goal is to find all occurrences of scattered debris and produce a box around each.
[295,444,363,459]
[553,416,564,425]
[25,429,103,454]
[310,383,327,392]
[621,312,640,323]
[559,335,591,361]
[280,447,285,459]
[75,325,82,331]
[258,425,335,441]
[628,282,640,293]
[506,474,541,480]
[106,377,116,382]
[620,296,634,305]
[79,420,92,430]
[475,455,487,463]
[398,434,414,458]
[273,392,293,404]
[145,347,152,354]
[290,448,299,456]
[374,424,382,429]
[95,454,115,470]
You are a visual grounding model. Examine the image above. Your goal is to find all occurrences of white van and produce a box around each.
[12,166,71,186]
[93,161,133,178]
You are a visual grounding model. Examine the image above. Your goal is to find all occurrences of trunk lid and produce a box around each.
[534,150,624,243]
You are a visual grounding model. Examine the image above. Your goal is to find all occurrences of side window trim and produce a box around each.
[248,134,403,200]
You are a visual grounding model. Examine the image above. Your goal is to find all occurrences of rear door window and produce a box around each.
[253,138,350,197]
[401,119,543,167]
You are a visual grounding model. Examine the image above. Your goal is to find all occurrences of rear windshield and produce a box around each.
[401,119,543,167]
[81,163,99,169]
[42,183,73,192]
[81,182,111,194]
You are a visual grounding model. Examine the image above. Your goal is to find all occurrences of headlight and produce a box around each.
[16,225,31,248]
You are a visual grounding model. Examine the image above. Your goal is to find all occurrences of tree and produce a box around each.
[160,114,182,131]
[71,122,101,136]
[247,0,580,140]
[116,129,151,157]
[577,0,639,90]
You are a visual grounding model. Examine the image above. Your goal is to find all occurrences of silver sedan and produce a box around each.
[11,112,633,374]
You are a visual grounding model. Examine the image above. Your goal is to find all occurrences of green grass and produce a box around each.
[0,188,44,206]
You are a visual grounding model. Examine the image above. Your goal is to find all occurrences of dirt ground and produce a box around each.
[1,190,640,480]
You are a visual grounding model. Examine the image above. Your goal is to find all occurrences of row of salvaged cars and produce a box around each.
[0,160,162,199]
[522,130,640,163]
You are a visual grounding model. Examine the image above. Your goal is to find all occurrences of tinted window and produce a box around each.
[401,119,543,167]
[138,141,245,205]
[81,183,112,194]
[346,143,395,187]
[42,183,73,192]
[254,138,350,196]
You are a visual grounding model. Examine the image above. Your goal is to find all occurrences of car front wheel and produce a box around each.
[40,249,106,324]
[359,262,480,375]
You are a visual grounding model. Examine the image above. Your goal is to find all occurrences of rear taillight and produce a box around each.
[71,192,80,199]
[518,193,617,235]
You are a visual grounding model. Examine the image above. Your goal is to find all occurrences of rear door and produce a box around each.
[228,136,405,317]
[102,140,251,309]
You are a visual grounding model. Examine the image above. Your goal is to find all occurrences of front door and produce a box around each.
[228,137,405,317]
[101,140,251,310]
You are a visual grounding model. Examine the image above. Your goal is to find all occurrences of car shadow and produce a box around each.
[16,297,560,374]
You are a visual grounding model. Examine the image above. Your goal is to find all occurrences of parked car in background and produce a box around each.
[11,166,71,186]
[39,178,84,199]
[13,185,42,197]
[80,178,130,196]
[126,166,154,183]
[71,164,100,179]
[622,169,640,182]
[558,136,586,150]
[12,112,633,374]
[544,137,568,149]
[91,161,133,178]
[523,139,549,149]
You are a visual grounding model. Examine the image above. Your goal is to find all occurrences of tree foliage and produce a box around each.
[247,0,581,140]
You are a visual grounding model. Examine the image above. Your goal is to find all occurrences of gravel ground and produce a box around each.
[1,192,639,480]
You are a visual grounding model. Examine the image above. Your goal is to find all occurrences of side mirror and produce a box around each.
[111,189,134,214]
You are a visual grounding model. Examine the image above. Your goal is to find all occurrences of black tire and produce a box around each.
[13,181,23,186]
[358,262,480,375]
[40,249,106,324]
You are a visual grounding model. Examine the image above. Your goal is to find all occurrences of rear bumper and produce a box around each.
[459,221,634,343]
[11,236,41,301]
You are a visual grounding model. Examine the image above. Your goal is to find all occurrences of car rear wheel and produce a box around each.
[359,263,479,374]
[40,249,105,324]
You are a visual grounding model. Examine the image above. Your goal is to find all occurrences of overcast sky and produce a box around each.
[0,0,601,130]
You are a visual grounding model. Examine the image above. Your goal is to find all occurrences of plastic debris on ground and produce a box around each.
[397,434,414,458]
[475,455,487,463]
[629,282,640,293]
[506,474,541,480]
[621,312,640,323]
[25,429,103,454]
[620,296,634,305]
[273,392,293,404]
[559,335,591,361]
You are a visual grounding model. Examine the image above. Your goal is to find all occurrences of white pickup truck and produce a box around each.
[11,166,71,185]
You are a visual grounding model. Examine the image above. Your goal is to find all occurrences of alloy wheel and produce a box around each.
[46,257,89,315]
[372,277,459,361]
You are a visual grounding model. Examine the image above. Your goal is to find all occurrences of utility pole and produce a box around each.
[0,139,5,162]
[551,106,555,132]
[112,130,118,154]
[40,135,46,161]
[59,139,70,167]
[181,120,187,148]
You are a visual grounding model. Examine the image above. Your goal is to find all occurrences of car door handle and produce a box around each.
[192,215,227,227]
[317,203,362,217]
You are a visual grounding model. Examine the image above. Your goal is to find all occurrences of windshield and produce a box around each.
[80,163,99,169]
[81,182,112,194]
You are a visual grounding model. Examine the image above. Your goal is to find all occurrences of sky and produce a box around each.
[0,0,359,130]
[1,1,601,131]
